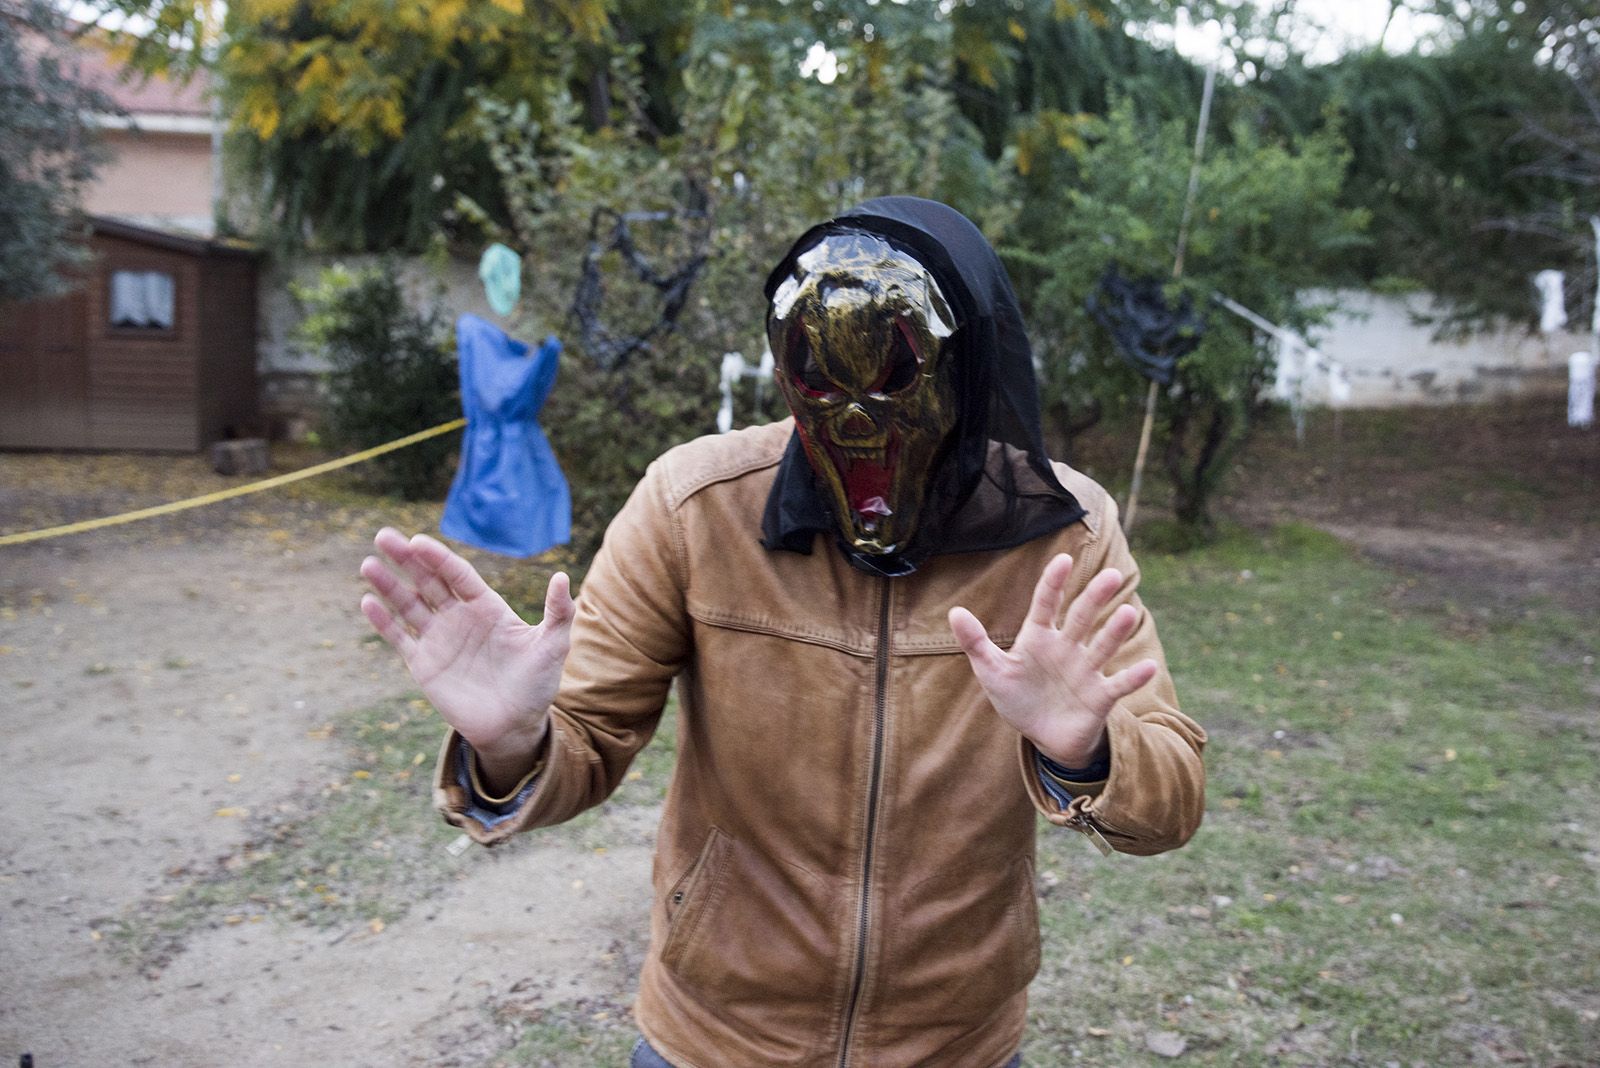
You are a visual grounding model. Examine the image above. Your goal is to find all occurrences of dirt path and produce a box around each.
[0,505,650,1066]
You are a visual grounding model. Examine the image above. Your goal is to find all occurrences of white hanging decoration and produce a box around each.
[717,344,776,434]
[1570,352,1595,429]
[1535,270,1568,335]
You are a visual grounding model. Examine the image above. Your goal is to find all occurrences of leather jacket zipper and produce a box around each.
[837,577,892,1068]
[1064,795,1117,857]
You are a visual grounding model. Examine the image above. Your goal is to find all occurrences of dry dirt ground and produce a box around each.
[0,457,650,1066]
[2,398,1596,1067]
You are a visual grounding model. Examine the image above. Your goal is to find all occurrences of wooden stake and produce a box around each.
[1123,61,1217,535]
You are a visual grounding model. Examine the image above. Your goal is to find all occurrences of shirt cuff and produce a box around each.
[1035,748,1111,809]
[455,735,543,829]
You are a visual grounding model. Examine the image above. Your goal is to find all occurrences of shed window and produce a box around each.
[110,270,176,330]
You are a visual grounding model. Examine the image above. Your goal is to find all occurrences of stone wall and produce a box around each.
[255,254,537,440]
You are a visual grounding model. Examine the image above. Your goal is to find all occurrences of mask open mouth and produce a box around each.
[829,440,901,535]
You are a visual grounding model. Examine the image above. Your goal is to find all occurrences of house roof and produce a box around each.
[71,35,213,118]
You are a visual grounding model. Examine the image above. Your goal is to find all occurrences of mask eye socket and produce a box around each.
[786,321,836,396]
[876,319,923,395]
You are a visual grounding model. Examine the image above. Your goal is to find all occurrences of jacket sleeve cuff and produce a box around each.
[434,728,551,842]
[462,735,544,807]
[1034,749,1111,808]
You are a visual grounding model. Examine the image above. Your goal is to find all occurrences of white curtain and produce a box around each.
[110,270,176,329]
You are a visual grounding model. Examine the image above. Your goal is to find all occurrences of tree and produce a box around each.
[0,0,114,302]
[1012,100,1366,531]
[465,2,1001,558]
[71,0,619,251]
[1252,27,1586,329]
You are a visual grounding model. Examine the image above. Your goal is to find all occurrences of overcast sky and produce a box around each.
[1161,0,1444,68]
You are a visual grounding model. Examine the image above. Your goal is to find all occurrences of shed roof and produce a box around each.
[90,215,259,260]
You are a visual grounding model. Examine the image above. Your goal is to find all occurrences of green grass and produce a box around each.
[494,998,639,1068]
[1024,523,1600,1065]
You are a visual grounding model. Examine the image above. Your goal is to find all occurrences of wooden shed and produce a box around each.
[0,216,260,452]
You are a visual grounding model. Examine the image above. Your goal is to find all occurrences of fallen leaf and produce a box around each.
[214,807,247,818]
[352,770,371,780]
[1087,1027,1111,1038]
[369,918,385,934]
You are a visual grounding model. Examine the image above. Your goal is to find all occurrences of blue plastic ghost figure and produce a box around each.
[441,314,570,558]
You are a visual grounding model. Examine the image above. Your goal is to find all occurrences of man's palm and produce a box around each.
[360,528,573,754]
[948,554,1157,767]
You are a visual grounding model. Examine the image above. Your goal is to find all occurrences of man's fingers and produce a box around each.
[1024,554,1073,629]
[361,555,433,632]
[1104,658,1159,703]
[361,593,416,658]
[949,606,1008,677]
[372,528,451,609]
[1062,567,1123,643]
[1084,602,1140,671]
[409,533,491,601]
[543,572,575,629]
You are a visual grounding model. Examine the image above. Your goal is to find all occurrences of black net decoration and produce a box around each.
[570,208,710,371]
[1085,264,1206,385]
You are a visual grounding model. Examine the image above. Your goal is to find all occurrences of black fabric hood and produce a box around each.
[760,196,1086,576]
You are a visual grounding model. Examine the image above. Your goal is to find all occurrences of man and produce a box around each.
[360,198,1205,1067]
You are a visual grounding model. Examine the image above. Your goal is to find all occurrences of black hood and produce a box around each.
[761,196,1086,576]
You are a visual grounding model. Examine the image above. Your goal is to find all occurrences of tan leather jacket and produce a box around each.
[435,419,1206,1068]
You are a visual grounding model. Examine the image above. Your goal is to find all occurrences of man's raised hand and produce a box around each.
[948,554,1158,768]
[360,528,574,789]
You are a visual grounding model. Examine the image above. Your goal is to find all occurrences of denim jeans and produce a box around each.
[630,1036,1022,1067]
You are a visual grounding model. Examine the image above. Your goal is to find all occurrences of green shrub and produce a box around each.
[295,264,460,500]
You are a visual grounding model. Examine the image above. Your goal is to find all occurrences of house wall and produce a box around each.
[84,129,214,234]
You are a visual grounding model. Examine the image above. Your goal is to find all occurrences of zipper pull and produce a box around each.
[1076,818,1115,857]
[1065,797,1115,858]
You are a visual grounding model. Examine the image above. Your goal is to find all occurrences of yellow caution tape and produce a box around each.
[0,418,466,548]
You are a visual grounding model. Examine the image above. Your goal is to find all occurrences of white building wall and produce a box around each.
[1306,289,1586,408]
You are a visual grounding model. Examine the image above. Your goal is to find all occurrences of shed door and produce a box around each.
[0,287,91,449]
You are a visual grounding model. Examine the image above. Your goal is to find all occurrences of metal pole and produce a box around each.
[1124,61,1217,534]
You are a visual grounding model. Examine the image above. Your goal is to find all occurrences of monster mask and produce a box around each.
[767,232,959,558]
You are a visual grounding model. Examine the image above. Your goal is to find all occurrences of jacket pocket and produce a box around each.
[655,829,843,1058]
[660,826,732,970]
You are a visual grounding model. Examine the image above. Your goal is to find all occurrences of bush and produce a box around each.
[295,264,460,500]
